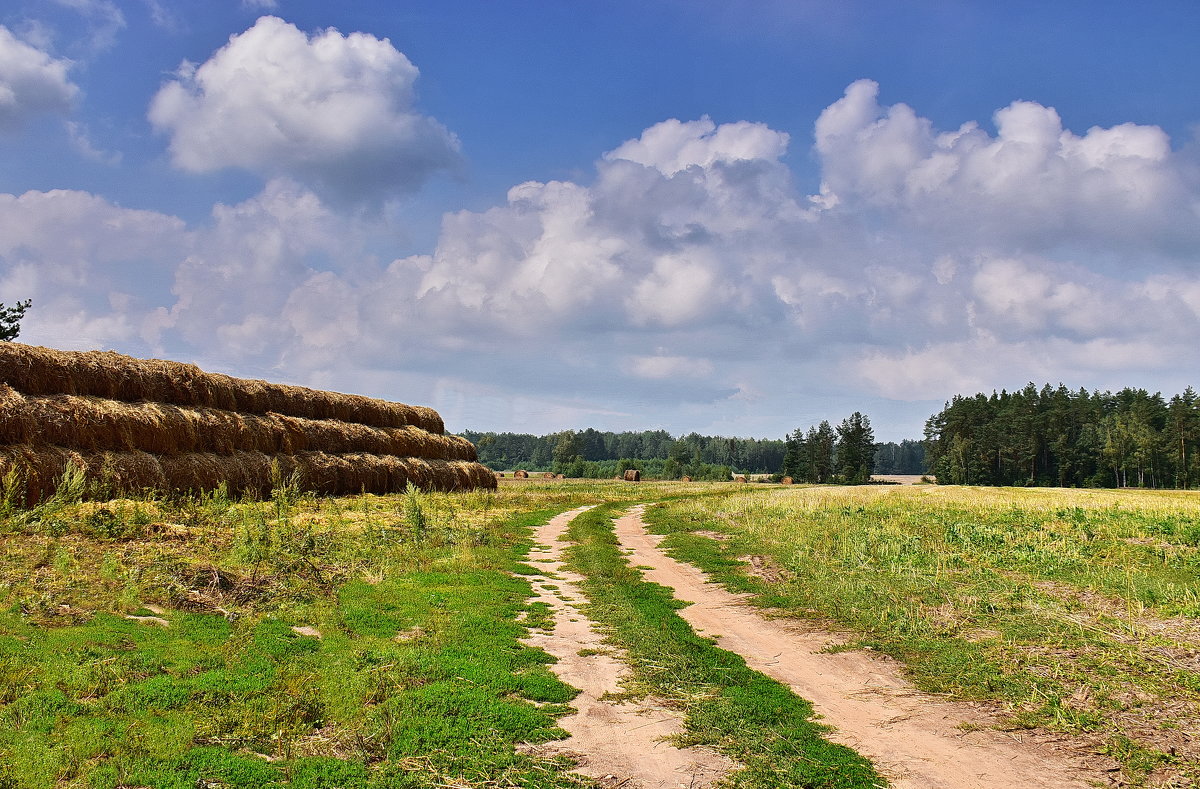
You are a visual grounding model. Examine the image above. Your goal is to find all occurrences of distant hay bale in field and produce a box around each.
[514,470,529,479]
[0,342,495,501]
[555,473,564,479]
[495,472,505,478]
[680,475,692,482]
[780,476,794,485]
[543,472,555,479]
[623,469,641,482]
[734,475,747,483]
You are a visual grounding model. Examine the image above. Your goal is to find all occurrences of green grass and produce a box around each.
[12,476,1192,787]
[0,478,752,788]
[562,505,885,788]
[646,485,1200,787]
[0,482,638,788]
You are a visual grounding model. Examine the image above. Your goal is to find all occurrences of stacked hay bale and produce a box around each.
[0,343,495,502]
[623,469,641,482]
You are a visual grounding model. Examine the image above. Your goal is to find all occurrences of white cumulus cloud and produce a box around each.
[148,16,460,203]
[0,26,79,131]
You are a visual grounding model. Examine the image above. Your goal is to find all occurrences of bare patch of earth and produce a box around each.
[520,506,734,788]
[615,505,1108,789]
[691,530,729,541]
[736,554,792,584]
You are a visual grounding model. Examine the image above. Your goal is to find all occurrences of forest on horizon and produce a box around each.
[459,427,925,478]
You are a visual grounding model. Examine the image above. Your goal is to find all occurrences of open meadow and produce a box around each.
[1,478,1198,787]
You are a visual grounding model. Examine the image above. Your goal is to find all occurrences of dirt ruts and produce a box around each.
[612,504,1099,789]
[521,506,734,788]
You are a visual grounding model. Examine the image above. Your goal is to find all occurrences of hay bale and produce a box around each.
[555,473,564,480]
[495,472,505,478]
[734,475,748,483]
[680,475,692,482]
[0,386,477,461]
[623,469,641,482]
[543,472,556,480]
[780,476,794,485]
[0,345,499,500]
[0,444,496,502]
[0,343,444,433]
[514,470,529,479]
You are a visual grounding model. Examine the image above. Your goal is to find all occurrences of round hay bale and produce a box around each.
[514,470,529,479]
[781,476,794,485]
[623,469,641,482]
[734,475,748,483]
[680,475,692,482]
[543,472,556,480]
[555,473,565,479]
[495,471,505,478]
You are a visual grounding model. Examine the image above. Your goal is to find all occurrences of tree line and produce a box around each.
[873,439,926,475]
[924,383,1200,488]
[459,428,785,477]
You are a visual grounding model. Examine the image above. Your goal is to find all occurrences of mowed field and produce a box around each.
[1,478,1198,787]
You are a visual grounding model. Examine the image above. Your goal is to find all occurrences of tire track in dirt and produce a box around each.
[521,506,734,788]
[614,504,1099,789]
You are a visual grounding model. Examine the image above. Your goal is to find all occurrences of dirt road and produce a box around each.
[522,506,734,788]
[612,504,1096,789]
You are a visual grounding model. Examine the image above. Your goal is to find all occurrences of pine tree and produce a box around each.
[0,300,31,342]
[835,412,875,483]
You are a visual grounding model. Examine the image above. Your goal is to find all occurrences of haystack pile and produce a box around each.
[0,343,496,502]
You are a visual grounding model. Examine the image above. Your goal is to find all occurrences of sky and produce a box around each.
[1,1,1198,442]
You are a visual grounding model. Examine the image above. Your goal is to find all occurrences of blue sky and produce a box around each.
[1,1,1198,441]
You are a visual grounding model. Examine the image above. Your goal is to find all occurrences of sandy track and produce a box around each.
[613,504,1097,789]
[521,506,734,788]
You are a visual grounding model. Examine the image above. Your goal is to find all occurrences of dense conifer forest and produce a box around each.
[925,384,1200,488]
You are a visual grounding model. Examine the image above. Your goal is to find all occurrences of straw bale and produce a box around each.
[0,343,444,433]
[623,469,641,482]
[542,472,555,480]
[780,476,794,485]
[514,470,529,479]
[680,475,692,482]
[0,444,495,502]
[734,475,748,483]
[555,473,564,479]
[0,386,477,461]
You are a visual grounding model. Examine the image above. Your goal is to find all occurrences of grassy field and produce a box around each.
[4,478,1199,787]
[647,484,1200,787]
[0,478,663,788]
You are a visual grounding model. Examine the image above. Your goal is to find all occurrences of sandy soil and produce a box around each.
[613,505,1100,789]
[521,506,735,788]
[871,475,935,485]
